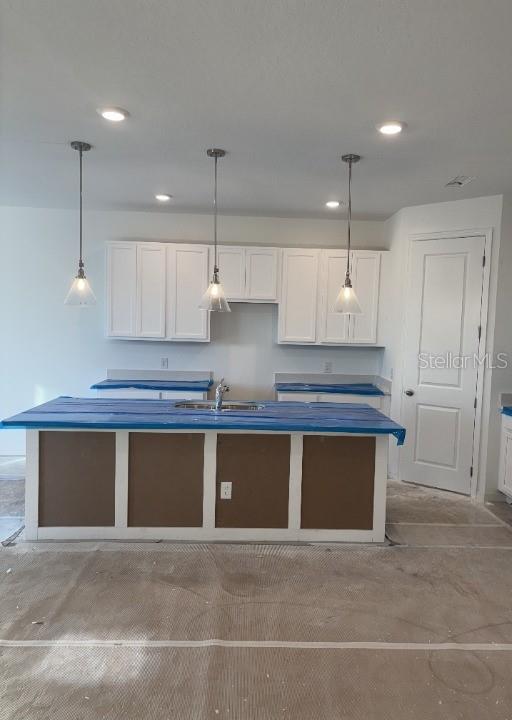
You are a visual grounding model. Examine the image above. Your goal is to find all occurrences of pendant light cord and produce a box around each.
[346,157,352,281]
[79,147,83,271]
[213,154,218,275]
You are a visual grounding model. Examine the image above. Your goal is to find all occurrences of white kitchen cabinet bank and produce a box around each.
[107,242,383,346]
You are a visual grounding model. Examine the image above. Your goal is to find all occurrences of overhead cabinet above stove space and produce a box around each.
[211,246,280,302]
[106,241,384,345]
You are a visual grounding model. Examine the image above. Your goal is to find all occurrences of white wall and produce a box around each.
[0,206,385,454]
[381,195,504,497]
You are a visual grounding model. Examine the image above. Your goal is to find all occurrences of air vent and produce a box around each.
[445,175,475,188]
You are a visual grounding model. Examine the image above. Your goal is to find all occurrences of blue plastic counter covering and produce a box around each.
[275,382,385,396]
[502,407,512,417]
[91,379,213,392]
[1,397,406,445]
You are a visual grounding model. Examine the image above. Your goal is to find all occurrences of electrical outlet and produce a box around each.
[323,360,333,373]
[160,358,168,369]
[220,481,232,500]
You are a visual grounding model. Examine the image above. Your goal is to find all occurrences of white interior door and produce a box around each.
[400,236,485,494]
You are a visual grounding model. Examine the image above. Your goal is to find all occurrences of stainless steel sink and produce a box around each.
[174,401,264,411]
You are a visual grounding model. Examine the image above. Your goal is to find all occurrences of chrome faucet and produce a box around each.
[215,378,230,411]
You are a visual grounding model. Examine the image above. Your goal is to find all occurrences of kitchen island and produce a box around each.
[2,397,405,543]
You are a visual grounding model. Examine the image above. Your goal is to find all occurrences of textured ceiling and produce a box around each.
[1,0,511,219]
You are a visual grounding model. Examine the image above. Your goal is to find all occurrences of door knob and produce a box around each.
[405,389,415,396]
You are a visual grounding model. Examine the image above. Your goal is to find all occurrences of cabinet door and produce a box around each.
[212,246,246,300]
[136,243,166,338]
[277,392,320,402]
[278,249,319,343]
[349,252,381,344]
[317,250,350,344]
[318,393,382,409]
[97,388,161,400]
[499,421,512,498]
[167,245,210,341]
[106,243,137,337]
[245,247,280,301]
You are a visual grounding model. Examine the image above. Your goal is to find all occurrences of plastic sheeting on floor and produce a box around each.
[1,542,512,719]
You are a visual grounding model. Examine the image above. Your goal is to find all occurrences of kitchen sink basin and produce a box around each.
[174,401,264,411]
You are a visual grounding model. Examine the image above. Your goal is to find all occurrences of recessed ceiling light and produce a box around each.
[325,200,340,209]
[97,107,129,122]
[377,121,406,136]
[155,193,173,202]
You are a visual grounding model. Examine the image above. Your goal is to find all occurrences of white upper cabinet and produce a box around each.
[278,249,319,343]
[212,246,280,302]
[245,247,280,300]
[214,246,245,300]
[349,251,381,344]
[106,243,137,337]
[167,244,210,341]
[136,243,166,338]
[317,250,350,344]
[278,248,382,345]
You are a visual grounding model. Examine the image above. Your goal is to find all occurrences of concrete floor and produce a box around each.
[1,472,512,718]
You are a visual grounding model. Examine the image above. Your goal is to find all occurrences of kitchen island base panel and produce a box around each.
[301,436,375,530]
[215,434,290,528]
[38,431,116,527]
[24,429,388,543]
[128,432,204,527]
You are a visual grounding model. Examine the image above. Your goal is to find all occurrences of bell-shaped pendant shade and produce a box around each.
[334,283,362,314]
[64,275,96,307]
[199,279,231,313]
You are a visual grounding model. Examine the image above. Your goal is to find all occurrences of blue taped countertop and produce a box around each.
[275,382,385,396]
[91,379,213,392]
[1,397,406,445]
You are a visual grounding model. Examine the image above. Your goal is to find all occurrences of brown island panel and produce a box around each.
[39,431,116,527]
[128,432,204,527]
[301,435,375,530]
[215,433,291,528]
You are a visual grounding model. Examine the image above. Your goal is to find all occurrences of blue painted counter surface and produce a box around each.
[91,379,213,392]
[275,382,385,396]
[1,397,406,445]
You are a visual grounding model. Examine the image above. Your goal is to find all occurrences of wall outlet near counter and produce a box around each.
[220,481,232,500]
[323,360,333,373]
[160,357,169,369]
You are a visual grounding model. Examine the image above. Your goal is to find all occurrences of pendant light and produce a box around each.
[64,141,96,306]
[199,148,231,313]
[334,153,362,314]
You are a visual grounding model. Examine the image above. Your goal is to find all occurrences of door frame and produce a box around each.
[398,227,493,498]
